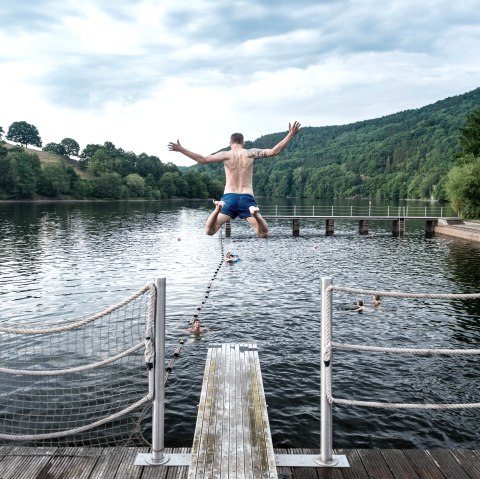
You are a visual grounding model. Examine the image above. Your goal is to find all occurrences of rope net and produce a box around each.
[0,283,154,447]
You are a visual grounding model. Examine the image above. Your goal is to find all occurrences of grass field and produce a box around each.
[2,142,90,179]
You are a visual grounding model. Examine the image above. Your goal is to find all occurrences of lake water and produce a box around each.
[0,200,479,449]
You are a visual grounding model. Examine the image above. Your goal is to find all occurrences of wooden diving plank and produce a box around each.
[188,343,278,479]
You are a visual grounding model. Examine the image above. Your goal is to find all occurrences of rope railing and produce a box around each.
[323,281,480,410]
[331,342,480,356]
[0,342,146,376]
[259,205,453,218]
[318,277,480,466]
[0,282,155,335]
[330,285,480,300]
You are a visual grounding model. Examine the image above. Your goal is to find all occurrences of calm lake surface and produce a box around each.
[1,199,479,449]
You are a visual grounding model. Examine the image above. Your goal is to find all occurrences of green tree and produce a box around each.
[39,162,72,197]
[7,121,42,148]
[43,142,67,156]
[92,172,124,198]
[0,126,4,140]
[61,138,80,157]
[136,154,164,180]
[459,107,480,156]
[87,148,113,176]
[72,179,93,199]
[446,156,480,218]
[124,173,145,197]
[0,146,9,196]
[79,143,102,170]
[8,150,42,197]
[183,171,208,198]
[159,172,177,198]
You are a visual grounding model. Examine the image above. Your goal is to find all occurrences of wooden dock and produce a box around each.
[2,343,479,478]
[1,446,479,478]
[188,343,277,478]
[224,216,444,237]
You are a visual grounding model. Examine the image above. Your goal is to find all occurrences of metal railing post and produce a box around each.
[150,277,169,464]
[316,277,337,466]
[275,205,278,216]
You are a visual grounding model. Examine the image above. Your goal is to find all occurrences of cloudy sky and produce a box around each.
[1,0,479,166]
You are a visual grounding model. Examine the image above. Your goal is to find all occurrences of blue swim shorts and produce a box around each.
[220,193,257,219]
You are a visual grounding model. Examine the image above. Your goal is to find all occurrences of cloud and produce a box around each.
[1,0,479,165]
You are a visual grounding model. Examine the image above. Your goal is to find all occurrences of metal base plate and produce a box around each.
[134,453,191,466]
[135,453,349,468]
[275,454,349,468]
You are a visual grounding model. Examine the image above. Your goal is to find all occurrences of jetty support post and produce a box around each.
[150,277,169,464]
[293,218,300,237]
[358,220,369,235]
[392,218,405,237]
[425,220,435,238]
[325,219,334,236]
[316,277,338,466]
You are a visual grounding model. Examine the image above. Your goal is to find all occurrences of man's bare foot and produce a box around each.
[249,205,260,216]
[213,200,225,211]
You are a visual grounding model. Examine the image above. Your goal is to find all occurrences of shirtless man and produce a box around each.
[168,121,301,237]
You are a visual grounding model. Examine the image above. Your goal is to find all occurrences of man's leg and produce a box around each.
[205,200,231,235]
[246,206,269,238]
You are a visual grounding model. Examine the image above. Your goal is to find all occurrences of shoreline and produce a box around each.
[0,197,209,204]
[435,219,480,243]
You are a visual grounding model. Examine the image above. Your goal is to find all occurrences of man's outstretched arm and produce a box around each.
[168,140,229,164]
[260,121,301,158]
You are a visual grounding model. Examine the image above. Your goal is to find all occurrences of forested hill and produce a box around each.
[194,87,480,200]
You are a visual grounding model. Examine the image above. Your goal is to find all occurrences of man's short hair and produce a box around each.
[230,133,244,145]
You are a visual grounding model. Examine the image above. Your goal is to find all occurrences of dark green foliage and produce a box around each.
[92,173,124,199]
[60,138,80,157]
[446,156,480,218]
[445,106,480,218]
[7,121,42,148]
[0,126,4,140]
[79,143,102,170]
[124,173,145,197]
[43,142,67,156]
[38,161,80,197]
[6,150,42,198]
[459,107,480,157]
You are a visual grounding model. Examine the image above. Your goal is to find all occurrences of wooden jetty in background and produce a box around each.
[223,205,461,237]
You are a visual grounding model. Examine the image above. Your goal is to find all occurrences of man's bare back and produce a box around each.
[168,121,301,237]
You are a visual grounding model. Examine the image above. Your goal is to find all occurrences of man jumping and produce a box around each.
[168,121,301,237]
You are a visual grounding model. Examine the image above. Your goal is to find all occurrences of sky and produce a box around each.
[1,0,479,166]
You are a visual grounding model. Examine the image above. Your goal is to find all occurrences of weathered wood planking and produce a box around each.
[188,343,278,479]
[0,447,479,478]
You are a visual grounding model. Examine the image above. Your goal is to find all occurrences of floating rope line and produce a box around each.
[163,225,226,384]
